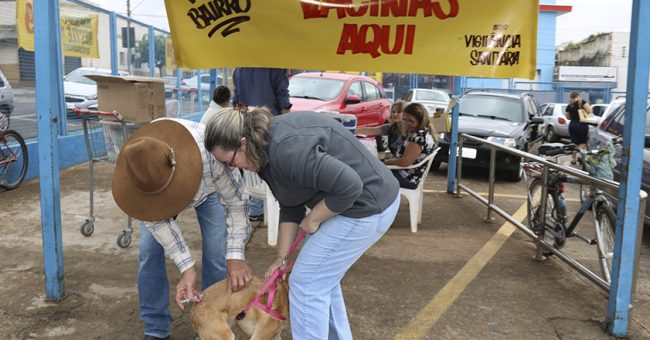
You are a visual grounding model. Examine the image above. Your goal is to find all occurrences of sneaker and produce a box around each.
[249,214,264,222]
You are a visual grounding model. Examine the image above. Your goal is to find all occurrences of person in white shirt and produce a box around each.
[200,85,231,126]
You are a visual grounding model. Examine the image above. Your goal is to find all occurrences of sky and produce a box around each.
[91,0,634,47]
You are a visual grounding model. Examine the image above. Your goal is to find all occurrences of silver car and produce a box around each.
[64,67,128,114]
[539,102,569,142]
[0,70,14,113]
[403,88,450,116]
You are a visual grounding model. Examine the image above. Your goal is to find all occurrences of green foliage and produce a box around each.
[136,34,166,67]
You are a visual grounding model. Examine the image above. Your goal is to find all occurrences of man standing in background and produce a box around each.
[232,67,292,222]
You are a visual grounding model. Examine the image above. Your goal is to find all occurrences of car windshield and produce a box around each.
[64,69,112,85]
[289,77,346,101]
[459,95,524,122]
[415,90,449,102]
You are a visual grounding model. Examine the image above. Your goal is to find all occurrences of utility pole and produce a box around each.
[126,0,132,74]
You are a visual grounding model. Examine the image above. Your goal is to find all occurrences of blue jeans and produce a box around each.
[249,197,264,217]
[138,193,227,338]
[289,195,400,339]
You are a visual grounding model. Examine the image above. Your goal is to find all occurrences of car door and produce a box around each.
[339,81,367,126]
[362,81,386,126]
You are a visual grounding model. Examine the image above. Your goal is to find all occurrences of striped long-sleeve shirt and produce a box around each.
[143,118,250,273]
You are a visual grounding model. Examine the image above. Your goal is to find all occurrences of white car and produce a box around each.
[180,73,223,97]
[539,102,569,142]
[0,70,14,129]
[64,67,128,115]
[402,88,450,116]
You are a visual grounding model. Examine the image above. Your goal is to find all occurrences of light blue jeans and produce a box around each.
[249,197,264,217]
[289,195,400,340]
[138,193,227,338]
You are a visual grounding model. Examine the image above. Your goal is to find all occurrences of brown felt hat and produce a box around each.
[112,120,201,221]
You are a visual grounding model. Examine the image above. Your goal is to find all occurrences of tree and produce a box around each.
[136,34,167,75]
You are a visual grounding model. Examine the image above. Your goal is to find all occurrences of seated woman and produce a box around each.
[356,101,405,156]
[383,103,436,189]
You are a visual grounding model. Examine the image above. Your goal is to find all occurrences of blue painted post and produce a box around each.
[196,72,203,113]
[607,0,650,336]
[447,76,462,193]
[35,0,65,300]
[209,69,218,101]
[109,13,118,75]
[176,68,183,113]
[225,67,230,85]
[149,26,155,77]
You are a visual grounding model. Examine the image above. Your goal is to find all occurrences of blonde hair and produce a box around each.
[389,101,406,136]
[204,106,273,169]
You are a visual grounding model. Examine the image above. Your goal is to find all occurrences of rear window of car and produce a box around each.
[64,69,113,85]
[289,77,346,101]
[415,90,448,102]
[459,95,524,122]
[600,105,650,136]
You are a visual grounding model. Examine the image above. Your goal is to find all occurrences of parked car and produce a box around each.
[181,73,223,96]
[162,76,179,99]
[591,103,609,117]
[0,69,14,129]
[64,67,128,115]
[539,102,569,142]
[402,88,450,116]
[587,99,650,225]
[435,91,544,181]
[288,72,390,127]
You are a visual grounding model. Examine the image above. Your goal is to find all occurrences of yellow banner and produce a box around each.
[165,0,538,79]
[165,38,177,70]
[17,0,99,58]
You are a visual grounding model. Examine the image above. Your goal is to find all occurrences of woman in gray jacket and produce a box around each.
[204,107,400,339]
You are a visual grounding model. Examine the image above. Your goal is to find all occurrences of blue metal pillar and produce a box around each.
[209,69,218,100]
[175,68,183,113]
[196,71,203,113]
[225,67,230,85]
[447,76,462,193]
[148,26,155,77]
[109,13,118,75]
[607,0,650,336]
[35,0,65,300]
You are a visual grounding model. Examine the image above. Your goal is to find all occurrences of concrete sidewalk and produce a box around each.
[1,162,649,339]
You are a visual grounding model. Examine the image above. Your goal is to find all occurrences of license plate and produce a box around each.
[451,147,477,159]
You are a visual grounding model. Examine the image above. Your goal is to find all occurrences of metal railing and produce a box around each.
[454,133,646,292]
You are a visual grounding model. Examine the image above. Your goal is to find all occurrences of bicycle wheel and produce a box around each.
[0,130,28,190]
[595,203,616,284]
[528,178,566,254]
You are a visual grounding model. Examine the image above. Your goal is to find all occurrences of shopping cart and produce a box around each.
[73,108,134,248]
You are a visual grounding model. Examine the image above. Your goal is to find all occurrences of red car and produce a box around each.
[288,72,390,127]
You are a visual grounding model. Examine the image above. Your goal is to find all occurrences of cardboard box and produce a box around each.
[431,97,456,134]
[86,75,166,123]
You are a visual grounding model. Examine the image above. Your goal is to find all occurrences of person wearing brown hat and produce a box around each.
[112,118,252,340]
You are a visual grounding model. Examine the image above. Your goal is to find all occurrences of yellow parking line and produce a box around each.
[393,204,527,340]
[422,189,580,202]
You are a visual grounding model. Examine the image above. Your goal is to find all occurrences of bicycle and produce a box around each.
[523,139,620,283]
[0,112,28,190]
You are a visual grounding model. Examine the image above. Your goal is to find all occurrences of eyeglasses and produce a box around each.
[227,148,238,167]
[218,148,238,168]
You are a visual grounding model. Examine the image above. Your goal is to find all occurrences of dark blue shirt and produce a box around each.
[232,67,291,116]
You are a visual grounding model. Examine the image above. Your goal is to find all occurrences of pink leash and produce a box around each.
[236,230,307,321]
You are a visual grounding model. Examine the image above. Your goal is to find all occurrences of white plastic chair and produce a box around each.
[242,170,280,246]
[387,147,440,233]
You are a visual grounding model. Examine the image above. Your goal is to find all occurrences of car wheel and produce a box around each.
[546,126,558,142]
[506,159,524,182]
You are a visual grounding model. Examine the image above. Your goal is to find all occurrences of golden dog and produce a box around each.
[192,276,289,340]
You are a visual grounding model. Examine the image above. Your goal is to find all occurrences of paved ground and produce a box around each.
[1,160,649,339]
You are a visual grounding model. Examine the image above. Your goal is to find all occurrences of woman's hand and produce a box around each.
[301,215,321,234]
[265,256,286,279]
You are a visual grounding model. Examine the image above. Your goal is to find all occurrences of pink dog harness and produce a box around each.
[236,230,306,321]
